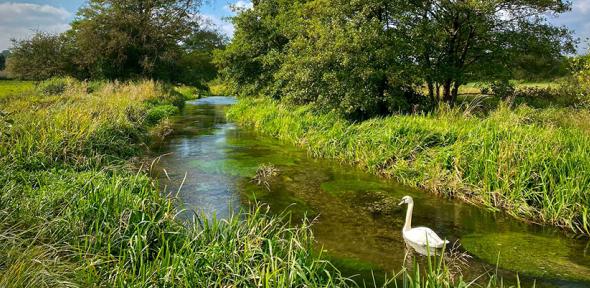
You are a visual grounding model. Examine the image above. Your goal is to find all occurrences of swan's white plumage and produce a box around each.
[399,196,448,249]
[403,227,448,248]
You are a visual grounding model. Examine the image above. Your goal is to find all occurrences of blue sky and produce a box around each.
[0,0,589,53]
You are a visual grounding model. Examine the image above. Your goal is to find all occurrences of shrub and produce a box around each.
[37,77,74,96]
[174,85,199,100]
[145,84,186,109]
[490,80,515,99]
[86,80,107,94]
[5,32,74,80]
[146,104,179,125]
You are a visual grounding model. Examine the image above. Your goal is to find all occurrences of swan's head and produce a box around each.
[398,195,413,206]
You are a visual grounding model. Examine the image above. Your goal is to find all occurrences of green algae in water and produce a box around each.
[189,154,296,178]
[189,159,258,177]
[320,179,390,196]
[462,232,590,282]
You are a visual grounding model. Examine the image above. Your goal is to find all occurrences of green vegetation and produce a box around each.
[2,0,588,285]
[174,85,201,100]
[0,79,355,287]
[217,0,573,119]
[320,180,390,197]
[227,97,590,235]
[462,232,590,281]
[0,78,523,287]
[4,0,224,88]
[218,0,590,239]
[0,80,34,99]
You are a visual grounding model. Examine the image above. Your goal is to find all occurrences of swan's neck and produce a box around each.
[403,202,413,232]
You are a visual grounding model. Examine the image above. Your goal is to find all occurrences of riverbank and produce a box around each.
[227,98,590,235]
[0,80,350,287]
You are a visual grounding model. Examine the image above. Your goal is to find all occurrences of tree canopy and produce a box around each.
[217,0,574,118]
[5,0,223,87]
[5,33,75,81]
[71,0,201,80]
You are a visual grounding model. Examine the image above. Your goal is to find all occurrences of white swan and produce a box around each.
[398,196,448,251]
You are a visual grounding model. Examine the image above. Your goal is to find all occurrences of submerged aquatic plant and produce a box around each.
[251,163,280,191]
[227,97,590,235]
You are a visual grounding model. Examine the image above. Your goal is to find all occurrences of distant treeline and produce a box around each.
[4,0,225,88]
[0,50,8,71]
[216,0,579,119]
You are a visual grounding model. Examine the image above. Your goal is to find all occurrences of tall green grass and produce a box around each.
[0,79,516,287]
[0,79,354,287]
[227,98,590,235]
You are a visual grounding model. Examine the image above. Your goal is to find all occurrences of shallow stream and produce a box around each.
[151,97,590,287]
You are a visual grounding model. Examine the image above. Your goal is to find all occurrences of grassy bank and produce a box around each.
[227,98,590,235]
[0,79,353,287]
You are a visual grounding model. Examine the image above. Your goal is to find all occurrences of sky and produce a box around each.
[0,0,588,53]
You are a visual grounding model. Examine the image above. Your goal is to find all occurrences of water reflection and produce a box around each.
[152,97,590,288]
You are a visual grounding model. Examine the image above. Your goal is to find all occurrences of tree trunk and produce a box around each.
[427,80,435,102]
[436,83,440,100]
[451,81,461,103]
[442,80,452,103]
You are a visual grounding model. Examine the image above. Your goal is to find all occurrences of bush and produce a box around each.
[145,84,186,109]
[491,80,515,99]
[174,85,202,100]
[86,80,107,94]
[37,77,74,96]
[5,32,75,80]
[146,105,179,125]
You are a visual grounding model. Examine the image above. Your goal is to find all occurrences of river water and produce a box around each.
[151,97,590,287]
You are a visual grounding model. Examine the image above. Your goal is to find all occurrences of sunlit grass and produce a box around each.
[0,79,520,287]
[0,79,353,287]
[0,80,35,99]
[228,98,590,235]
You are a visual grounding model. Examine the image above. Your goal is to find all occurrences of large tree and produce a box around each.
[275,0,422,119]
[71,0,201,80]
[219,0,574,115]
[177,28,228,88]
[214,0,299,97]
[393,0,574,103]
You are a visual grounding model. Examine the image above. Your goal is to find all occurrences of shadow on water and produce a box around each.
[151,97,590,288]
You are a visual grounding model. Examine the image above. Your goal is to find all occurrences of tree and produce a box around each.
[392,0,574,103]
[177,28,227,87]
[275,0,422,119]
[5,33,75,80]
[71,0,201,80]
[214,0,298,97]
[0,54,5,71]
[218,0,574,115]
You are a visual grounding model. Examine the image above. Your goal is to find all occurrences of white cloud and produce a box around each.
[199,14,235,37]
[0,2,71,50]
[574,0,590,14]
[224,0,253,13]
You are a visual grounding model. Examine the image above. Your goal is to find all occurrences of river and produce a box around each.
[151,96,590,287]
